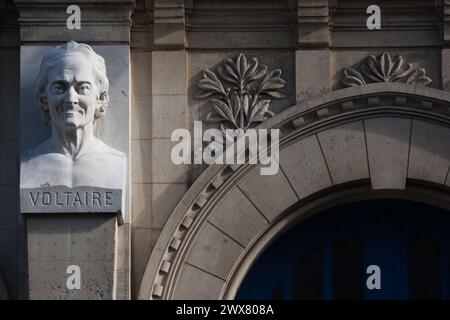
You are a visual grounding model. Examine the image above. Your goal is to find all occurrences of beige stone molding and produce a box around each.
[297,0,329,48]
[130,0,153,49]
[152,0,186,49]
[138,83,450,300]
[342,52,432,87]
[13,0,135,43]
[444,0,450,46]
[330,1,441,48]
[185,1,295,50]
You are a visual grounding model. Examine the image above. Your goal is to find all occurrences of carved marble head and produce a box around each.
[34,41,110,127]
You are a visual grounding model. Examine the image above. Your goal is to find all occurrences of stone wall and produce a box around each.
[0,0,448,299]
[130,0,448,298]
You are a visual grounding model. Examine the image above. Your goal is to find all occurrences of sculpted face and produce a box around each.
[45,53,100,129]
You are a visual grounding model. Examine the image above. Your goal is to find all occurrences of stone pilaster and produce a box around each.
[295,0,331,102]
[130,0,188,298]
[297,0,329,48]
[444,0,450,47]
[443,0,450,91]
[153,0,185,50]
[14,0,134,299]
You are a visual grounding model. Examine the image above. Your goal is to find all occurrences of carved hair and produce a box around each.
[35,41,110,122]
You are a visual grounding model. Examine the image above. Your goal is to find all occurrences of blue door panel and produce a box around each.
[236,200,450,300]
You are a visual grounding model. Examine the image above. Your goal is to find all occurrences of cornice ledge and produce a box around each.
[14,0,135,43]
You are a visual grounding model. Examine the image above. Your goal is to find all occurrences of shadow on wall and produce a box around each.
[0,267,10,299]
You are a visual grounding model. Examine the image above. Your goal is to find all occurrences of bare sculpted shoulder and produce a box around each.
[21,139,125,189]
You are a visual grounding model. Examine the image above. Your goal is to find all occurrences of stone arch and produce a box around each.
[138,83,450,300]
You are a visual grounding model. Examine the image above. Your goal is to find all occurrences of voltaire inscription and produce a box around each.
[29,191,113,207]
[20,186,122,213]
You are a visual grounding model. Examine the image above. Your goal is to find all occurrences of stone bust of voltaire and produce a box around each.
[20,41,126,190]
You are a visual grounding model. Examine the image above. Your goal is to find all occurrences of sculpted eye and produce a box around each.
[78,83,91,94]
[51,83,64,93]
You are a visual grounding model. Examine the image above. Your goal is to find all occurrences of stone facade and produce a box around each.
[0,0,450,299]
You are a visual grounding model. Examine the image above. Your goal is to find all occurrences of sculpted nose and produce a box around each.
[64,86,79,106]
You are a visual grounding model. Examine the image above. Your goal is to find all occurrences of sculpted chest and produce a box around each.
[21,151,125,189]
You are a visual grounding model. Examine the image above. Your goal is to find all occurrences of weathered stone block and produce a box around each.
[70,218,116,261]
[280,135,332,198]
[152,51,187,95]
[409,120,450,184]
[208,187,267,247]
[365,117,411,190]
[186,222,244,280]
[238,167,298,222]
[131,183,152,228]
[27,221,71,261]
[28,260,115,300]
[442,49,450,91]
[131,51,152,95]
[115,223,130,300]
[317,121,369,184]
[173,263,225,300]
[131,228,154,298]
[27,215,117,299]
[152,183,187,229]
[154,23,185,49]
[131,140,152,184]
[296,50,331,103]
[151,139,187,183]
[152,95,188,139]
[131,96,152,140]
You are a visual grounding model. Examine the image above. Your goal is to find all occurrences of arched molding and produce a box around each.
[138,83,450,300]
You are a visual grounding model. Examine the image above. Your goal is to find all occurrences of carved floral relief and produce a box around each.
[342,52,432,87]
[196,53,287,135]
